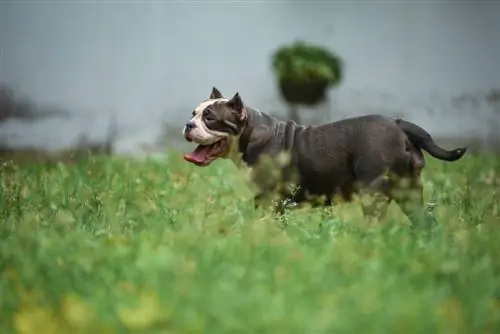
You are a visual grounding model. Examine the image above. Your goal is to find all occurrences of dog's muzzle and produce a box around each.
[184,121,196,142]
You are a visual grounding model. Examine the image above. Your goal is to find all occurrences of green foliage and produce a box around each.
[1,152,500,333]
[271,40,343,86]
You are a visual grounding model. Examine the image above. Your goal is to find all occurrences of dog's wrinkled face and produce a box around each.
[183,87,248,166]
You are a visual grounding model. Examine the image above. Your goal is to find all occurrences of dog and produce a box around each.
[182,87,467,227]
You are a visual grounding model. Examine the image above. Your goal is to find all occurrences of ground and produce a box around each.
[1,151,500,333]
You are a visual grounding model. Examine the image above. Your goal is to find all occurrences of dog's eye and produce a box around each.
[192,110,196,116]
[203,109,215,121]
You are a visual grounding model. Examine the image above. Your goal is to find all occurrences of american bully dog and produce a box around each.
[182,87,467,227]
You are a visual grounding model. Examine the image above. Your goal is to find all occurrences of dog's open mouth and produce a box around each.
[183,139,229,166]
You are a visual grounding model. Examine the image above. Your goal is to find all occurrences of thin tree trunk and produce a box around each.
[288,104,300,123]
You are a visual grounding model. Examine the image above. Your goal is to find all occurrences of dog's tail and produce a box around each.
[395,118,467,162]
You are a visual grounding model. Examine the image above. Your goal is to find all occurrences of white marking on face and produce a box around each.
[187,98,230,145]
[193,98,227,117]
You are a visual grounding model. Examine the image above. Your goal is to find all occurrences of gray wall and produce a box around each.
[1,1,499,154]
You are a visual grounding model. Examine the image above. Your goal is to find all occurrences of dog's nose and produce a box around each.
[184,121,196,141]
[185,122,196,131]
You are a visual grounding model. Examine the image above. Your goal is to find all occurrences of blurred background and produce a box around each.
[1,1,499,160]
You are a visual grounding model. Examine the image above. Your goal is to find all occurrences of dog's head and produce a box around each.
[183,87,248,166]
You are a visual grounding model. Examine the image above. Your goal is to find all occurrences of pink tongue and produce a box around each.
[184,145,212,164]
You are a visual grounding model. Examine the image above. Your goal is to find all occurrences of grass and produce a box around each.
[1,151,500,334]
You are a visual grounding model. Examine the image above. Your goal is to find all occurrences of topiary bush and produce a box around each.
[271,40,344,106]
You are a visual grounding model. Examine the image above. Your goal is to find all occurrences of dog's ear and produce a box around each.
[227,92,247,122]
[210,87,224,99]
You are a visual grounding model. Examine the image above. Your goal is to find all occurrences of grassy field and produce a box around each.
[1,151,500,334]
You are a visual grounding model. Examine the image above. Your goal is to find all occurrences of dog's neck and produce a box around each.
[237,107,305,166]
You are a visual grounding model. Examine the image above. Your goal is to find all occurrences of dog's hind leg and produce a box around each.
[360,195,391,223]
[353,161,394,223]
[358,177,393,223]
[390,176,434,231]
